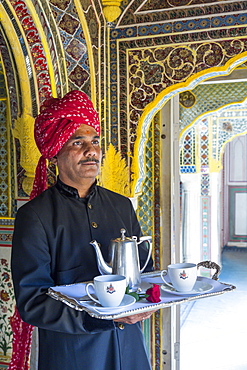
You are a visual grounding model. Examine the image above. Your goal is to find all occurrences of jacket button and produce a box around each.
[91,222,98,228]
[88,203,92,209]
[118,323,124,330]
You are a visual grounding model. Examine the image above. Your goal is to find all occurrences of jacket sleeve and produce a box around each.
[11,205,115,334]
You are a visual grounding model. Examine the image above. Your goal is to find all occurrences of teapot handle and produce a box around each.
[137,236,152,273]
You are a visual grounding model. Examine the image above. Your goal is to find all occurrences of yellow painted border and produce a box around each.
[132,51,247,195]
[0,3,33,114]
[74,0,98,106]
[0,218,14,223]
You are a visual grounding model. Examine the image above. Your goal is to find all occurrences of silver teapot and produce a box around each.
[90,228,152,291]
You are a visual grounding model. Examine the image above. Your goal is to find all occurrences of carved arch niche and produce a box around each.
[126,46,247,369]
[123,42,247,195]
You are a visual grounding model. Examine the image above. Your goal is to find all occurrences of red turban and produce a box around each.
[30,90,100,200]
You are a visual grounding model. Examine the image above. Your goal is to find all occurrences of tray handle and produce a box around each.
[197,260,221,280]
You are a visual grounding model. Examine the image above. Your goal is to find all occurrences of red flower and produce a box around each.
[146,284,161,303]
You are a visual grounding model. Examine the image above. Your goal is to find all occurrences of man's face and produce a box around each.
[54,124,102,187]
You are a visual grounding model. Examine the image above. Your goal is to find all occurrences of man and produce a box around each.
[11,91,154,370]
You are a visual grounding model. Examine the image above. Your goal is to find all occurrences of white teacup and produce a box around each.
[85,275,126,307]
[161,263,197,292]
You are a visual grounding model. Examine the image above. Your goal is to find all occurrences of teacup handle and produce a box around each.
[160,269,174,288]
[85,283,100,304]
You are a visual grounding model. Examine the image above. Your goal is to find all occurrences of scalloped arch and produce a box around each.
[133,51,247,195]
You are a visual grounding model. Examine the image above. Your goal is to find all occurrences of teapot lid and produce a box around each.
[113,228,133,242]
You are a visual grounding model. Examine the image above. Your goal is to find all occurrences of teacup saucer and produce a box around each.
[84,294,136,313]
[161,280,213,295]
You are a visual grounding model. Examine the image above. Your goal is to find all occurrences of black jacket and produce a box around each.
[11,180,152,370]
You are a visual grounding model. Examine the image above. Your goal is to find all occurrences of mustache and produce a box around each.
[78,158,100,164]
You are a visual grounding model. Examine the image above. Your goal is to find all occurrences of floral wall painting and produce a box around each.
[0,258,13,356]
[0,235,14,364]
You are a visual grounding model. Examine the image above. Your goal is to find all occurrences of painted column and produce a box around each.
[181,173,201,263]
[210,172,221,264]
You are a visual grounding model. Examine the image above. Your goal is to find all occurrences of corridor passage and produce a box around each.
[180,247,247,370]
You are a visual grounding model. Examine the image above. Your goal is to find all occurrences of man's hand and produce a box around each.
[113,310,157,325]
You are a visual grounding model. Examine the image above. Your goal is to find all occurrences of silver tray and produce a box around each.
[47,271,236,320]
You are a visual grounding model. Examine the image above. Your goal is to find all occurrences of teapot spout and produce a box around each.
[90,240,112,275]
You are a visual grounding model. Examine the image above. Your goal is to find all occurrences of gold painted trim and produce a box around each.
[0,3,33,113]
[0,219,15,228]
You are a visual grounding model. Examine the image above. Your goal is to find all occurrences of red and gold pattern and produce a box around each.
[9,0,52,102]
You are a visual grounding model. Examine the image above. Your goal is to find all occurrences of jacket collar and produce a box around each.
[55,177,97,199]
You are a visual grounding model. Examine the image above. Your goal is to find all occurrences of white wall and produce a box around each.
[223,134,247,246]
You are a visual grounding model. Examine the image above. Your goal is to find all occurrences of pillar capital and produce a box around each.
[13,111,40,196]
[102,0,122,22]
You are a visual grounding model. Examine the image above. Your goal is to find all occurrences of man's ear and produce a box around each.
[50,156,58,165]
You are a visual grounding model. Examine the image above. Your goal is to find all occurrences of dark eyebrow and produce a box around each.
[70,135,100,141]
